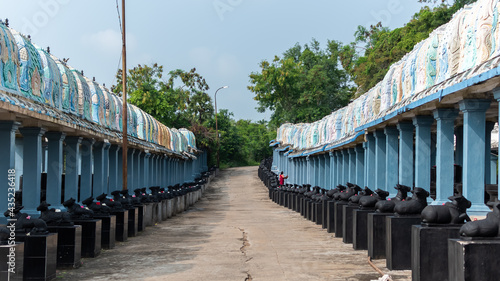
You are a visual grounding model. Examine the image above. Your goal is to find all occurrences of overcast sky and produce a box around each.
[0,0,425,122]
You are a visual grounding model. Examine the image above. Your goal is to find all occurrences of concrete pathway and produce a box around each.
[58,166,411,281]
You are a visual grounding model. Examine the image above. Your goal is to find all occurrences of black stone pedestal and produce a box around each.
[385,215,421,270]
[162,200,168,221]
[342,205,358,243]
[448,238,500,281]
[300,197,305,217]
[305,200,311,219]
[73,219,102,258]
[411,224,461,281]
[291,194,296,210]
[279,192,285,206]
[47,225,82,268]
[367,212,392,259]
[144,203,153,226]
[111,210,129,242]
[93,215,116,249]
[353,209,374,250]
[322,200,330,229]
[0,242,24,281]
[284,192,289,208]
[17,233,57,281]
[334,202,348,238]
[152,202,159,224]
[315,202,322,225]
[309,201,315,221]
[327,200,336,233]
[128,208,139,237]
[135,205,145,232]
[297,196,303,214]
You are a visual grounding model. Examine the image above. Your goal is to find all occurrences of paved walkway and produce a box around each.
[58,166,411,281]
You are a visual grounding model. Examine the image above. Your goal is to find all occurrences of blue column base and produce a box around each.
[467,204,490,217]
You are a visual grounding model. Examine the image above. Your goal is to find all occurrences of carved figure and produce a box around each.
[37,201,73,226]
[394,187,430,216]
[63,198,94,219]
[460,202,500,237]
[375,184,411,213]
[421,195,472,224]
[359,188,389,210]
[3,205,48,234]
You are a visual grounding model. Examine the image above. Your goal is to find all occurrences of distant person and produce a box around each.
[279,171,288,186]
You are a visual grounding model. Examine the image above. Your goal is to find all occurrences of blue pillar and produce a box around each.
[343,149,349,184]
[364,133,376,188]
[135,150,142,189]
[0,121,20,223]
[336,151,343,185]
[355,145,364,186]
[19,127,46,216]
[144,153,150,188]
[459,99,491,216]
[103,143,110,193]
[127,149,136,190]
[324,153,330,188]
[329,152,335,188]
[117,146,123,190]
[413,116,434,190]
[397,122,414,187]
[485,121,495,184]
[46,132,66,210]
[374,130,387,191]
[93,141,107,198]
[150,155,155,186]
[314,156,320,186]
[80,138,95,202]
[306,156,311,184]
[64,137,81,202]
[384,127,399,195]
[349,148,356,184]
[108,145,120,193]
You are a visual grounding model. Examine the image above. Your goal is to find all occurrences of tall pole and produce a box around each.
[214,86,228,168]
[121,0,128,190]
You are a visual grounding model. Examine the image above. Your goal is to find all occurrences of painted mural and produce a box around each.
[276,0,500,152]
[0,22,196,154]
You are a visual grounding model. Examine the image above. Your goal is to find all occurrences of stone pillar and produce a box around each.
[384,126,399,195]
[127,149,136,190]
[314,156,320,186]
[355,145,364,186]
[324,153,330,188]
[117,146,123,190]
[135,150,142,189]
[19,127,46,216]
[80,138,95,202]
[349,148,356,184]
[413,116,434,191]
[103,143,110,193]
[0,121,20,222]
[485,121,495,184]
[306,156,311,184]
[397,122,414,187]
[374,130,387,191]
[459,99,491,216]
[364,133,376,189]
[149,155,155,187]
[329,152,335,187]
[93,141,109,198]
[343,149,349,184]
[45,132,66,210]
[64,136,81,203]
[336,150,343,185]
[108,145,120,193]
[144,153,151,188]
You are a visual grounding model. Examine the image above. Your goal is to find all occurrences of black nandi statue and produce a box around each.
[37,201,73,226]
[375,184,412,213]
[460,202,500,237]
[63,198,94,219]
[421,195,471,224]
[394,187,430,216]
[359,188,389,210]
[82,196,111,216]
[349,186,373,206]
[97,193,123,211]
[339,183,362,201]
[4,204,48,234]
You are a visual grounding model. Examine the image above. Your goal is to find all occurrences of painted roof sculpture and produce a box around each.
[275,0,500,155]
[0,21,198,156]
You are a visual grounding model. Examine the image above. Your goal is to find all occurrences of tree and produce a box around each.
[248,39,354,127]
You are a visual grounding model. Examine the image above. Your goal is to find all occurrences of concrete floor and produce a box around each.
[57,166,411,281]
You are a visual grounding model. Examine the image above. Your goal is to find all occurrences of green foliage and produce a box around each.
[340,0,477,96]
[248,39,355,127]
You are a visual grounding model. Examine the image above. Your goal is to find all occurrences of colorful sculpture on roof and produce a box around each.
[276,0,500,152]
[0,21,196,154]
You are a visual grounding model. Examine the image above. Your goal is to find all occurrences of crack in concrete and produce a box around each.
[238,228,252,280]
[244,272,253,281]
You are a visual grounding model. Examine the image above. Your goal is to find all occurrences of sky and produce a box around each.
[0,0,426,122]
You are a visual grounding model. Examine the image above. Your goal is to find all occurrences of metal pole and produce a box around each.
[121,0,128,190]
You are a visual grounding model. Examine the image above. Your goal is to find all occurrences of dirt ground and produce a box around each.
[57,166,411,281]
